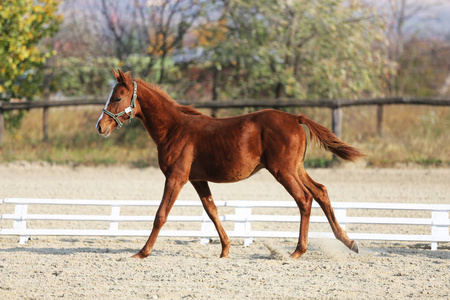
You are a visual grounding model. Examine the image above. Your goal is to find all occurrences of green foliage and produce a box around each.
[201,0,391,100]
[0,0,61,132]
[304,158,336,168]
[54,55,178,97]
[4,110,25,132]
[55,56,120,97]
[0,0,61,100]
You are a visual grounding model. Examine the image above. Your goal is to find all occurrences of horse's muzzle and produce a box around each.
[96,124,102,135]
[96,123,111,137]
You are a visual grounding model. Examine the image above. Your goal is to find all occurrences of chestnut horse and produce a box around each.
[96,69,364,259]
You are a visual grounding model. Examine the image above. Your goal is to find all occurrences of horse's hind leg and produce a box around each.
[269,170,313,259]
[298,167,358,253]
[191,181,231,258]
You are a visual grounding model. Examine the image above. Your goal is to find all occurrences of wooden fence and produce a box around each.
[0,97,449,143]
[1,198,449,250]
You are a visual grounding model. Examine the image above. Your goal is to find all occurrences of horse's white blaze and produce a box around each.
[96,87,114,129]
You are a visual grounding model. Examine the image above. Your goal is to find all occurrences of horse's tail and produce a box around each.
[298,114,365,161]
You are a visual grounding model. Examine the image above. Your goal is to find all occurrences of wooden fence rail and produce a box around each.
[0,97,449,143]
[1,198,449,250]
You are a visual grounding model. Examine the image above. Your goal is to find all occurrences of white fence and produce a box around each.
[1,198,449,250]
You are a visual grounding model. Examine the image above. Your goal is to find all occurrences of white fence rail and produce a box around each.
[1,198,449,250]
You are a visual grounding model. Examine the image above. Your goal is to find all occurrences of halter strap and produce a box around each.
[103,81,137,128]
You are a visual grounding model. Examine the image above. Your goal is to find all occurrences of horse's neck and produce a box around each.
[137,86,183,144]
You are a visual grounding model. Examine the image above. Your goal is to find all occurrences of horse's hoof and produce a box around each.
[350,241,359,253]
[131,251,148,259]
[290,251,304,260]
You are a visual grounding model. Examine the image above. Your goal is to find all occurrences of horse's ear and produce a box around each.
[118,69,133,88]
[112,69,120,82]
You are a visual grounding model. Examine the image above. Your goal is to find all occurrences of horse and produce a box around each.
[96,69,364,259]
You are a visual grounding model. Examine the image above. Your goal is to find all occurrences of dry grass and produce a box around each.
[285,105,449,167]
[1,106,157,167]
[0,104,448,167]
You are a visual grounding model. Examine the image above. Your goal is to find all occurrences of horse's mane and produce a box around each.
[135,78,203,116]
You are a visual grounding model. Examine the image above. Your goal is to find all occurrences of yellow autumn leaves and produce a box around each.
[0,0,61,98]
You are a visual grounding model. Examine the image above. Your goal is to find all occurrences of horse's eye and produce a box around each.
[114,97,122,102]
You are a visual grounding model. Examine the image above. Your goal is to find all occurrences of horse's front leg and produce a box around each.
[132,173,188,259]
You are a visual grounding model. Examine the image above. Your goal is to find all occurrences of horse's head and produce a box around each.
[96,69,138,136]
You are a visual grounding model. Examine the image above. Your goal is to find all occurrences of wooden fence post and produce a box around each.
[43,106,49,142]
[376,104,383,137]
[332,102,343,163]
[0,106,4,144]
[41,57,54,142]
[211,108,217,118]
[332,103,342,139]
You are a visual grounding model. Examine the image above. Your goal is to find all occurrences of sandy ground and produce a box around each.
[0,163,449,299]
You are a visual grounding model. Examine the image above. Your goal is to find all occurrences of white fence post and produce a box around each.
[201,210,215,244]
[110,206,120,232]
[13,204,29,244]
[431,210,449,251]
[235,207,253,246]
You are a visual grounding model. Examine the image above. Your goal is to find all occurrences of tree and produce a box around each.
[0,0,61,100]
[53,0,206,97]
[202,0,392,100]
[99,0,204,83]
[0,0,61,131]
[396,38,450,97]
[379,0,444,95]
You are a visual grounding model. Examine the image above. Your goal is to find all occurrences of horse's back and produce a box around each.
[188,109,306,182]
